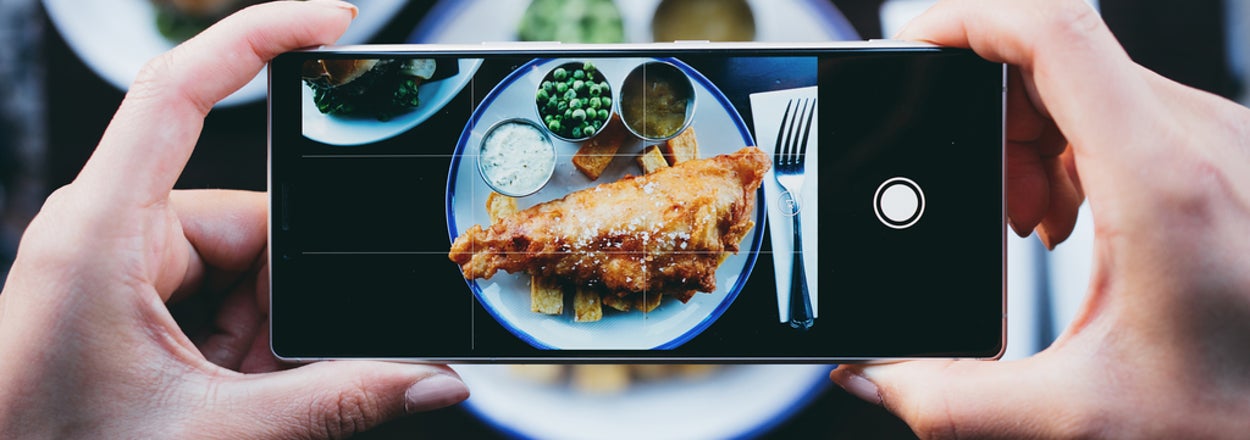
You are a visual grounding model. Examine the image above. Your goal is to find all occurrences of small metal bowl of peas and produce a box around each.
[534,61,613,142]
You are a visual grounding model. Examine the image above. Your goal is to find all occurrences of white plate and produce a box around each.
[446,58,762,350]
[410,0,859,43]
[42,0,407,107]
[300,58,483,146]
[457,364,832,440]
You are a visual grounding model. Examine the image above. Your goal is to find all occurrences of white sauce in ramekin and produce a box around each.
[480,120,555,196]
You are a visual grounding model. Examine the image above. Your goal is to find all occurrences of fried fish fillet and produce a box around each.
[449,147,769,294]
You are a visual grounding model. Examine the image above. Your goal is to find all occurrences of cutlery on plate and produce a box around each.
[774,98,816,330]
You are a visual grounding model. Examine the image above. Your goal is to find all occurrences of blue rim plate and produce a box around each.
[445,57,762,350]
[43,0,409,107]
[301,58,484,146]
[409,0,858,43]
[456,364,834,440]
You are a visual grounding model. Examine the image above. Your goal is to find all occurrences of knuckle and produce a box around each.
[1043,0,1106,43]
[909,407,960,440]
[310,383,382,439]
[129,51,213,114]
[879,384,959,440]
[131,53,177,103]
[19,185,88,263]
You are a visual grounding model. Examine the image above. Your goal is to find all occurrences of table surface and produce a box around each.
[34,0,1238,438]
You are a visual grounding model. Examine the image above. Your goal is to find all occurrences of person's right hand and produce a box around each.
[832,0,1250,437]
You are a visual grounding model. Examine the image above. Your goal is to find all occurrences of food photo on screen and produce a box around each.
[275,49,1003,359]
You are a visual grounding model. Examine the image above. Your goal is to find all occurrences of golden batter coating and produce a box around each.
[449,147,769,294]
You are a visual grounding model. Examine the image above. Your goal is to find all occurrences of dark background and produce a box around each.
[0,0,1240,438]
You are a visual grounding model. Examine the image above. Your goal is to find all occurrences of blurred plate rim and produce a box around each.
[408,0,860,44]
[41,0,409,107]
[457,364,836,439]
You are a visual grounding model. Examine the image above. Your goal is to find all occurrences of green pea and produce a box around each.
[592,120,602,130]
[548,119,561,132]
[547,97,559,110]
[542,81,553,92]
[553,68,568,81]
[573,80,585,94]
[573,69,586,81]
[583,61,596,74]
[600,96,611,108]
[555,82,568,94]
[572,108,586,122]
[537,89,549,102]
[588,97,601,109]
[564,89,578,101]
[564,108,573,120]
[569,98,582,109]
[588,84,602,97]
[597,109,610,120]
[557,101,568,112]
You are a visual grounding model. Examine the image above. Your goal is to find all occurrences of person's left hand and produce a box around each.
[0,2,467,438]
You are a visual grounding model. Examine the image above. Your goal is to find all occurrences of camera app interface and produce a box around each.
[271,51,1004,358]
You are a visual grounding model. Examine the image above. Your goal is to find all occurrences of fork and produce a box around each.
[775,98,815,330]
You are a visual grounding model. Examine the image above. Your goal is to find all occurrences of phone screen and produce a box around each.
[269,47,1005,360]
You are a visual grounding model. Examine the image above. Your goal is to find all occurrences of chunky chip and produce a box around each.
[634,291,663,312]
[487,192,564,315]
[601,292,632,312]
[636,145,670,175]
[661,126,699,165]
[573,286,603,322]
[571,365,630,394]
[530,276,564,315]
[571,116,629,180]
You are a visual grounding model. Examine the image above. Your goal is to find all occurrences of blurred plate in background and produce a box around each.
[301,58,482,146]
[410,0,858,43]
[42,0,406,107]
[457,364,832,439]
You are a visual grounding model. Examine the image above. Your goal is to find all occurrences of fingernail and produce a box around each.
[1007,218,1028,238]
[310,0,358,19]
[1037,226,1055,250]
[404,374,469,413]
[841,371,883,406]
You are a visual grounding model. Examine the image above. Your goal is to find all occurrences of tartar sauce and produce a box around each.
[480,120,555,196]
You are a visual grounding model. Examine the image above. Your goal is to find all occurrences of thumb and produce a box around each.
[831,358,1093,438]
[214,361,468,439]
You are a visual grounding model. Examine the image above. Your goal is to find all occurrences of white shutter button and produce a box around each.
[874,177,924,229]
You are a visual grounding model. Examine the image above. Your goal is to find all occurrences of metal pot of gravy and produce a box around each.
[618,61,696,143]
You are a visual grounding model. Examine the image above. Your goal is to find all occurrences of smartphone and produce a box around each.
[268,42,1006,361]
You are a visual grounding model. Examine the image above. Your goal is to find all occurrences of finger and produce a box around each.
[239,321,288,374]
[1006,119,1068,236]
[1005,141,1048,237]
[897,0,1165,203]
[217,362,468,439]
[1036,148,1085,248]
[168,190,268,302]
[196,272,265,371]
[832,359,1093,438]
[76,1,356,209]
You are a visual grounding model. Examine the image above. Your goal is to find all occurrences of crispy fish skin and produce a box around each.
[449,147,769,294]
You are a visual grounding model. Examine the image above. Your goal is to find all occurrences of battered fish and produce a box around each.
[449,147,769,294]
